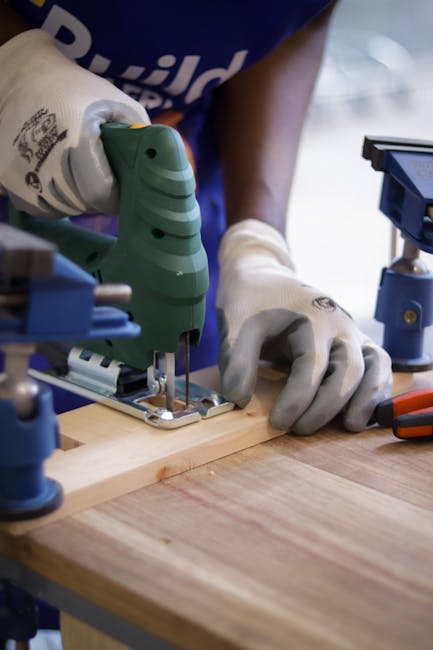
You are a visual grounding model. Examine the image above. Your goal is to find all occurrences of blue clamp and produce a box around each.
[0,224,139,520]
[363,136,433,252]
[0,252,138,343]
[363,136,433,371]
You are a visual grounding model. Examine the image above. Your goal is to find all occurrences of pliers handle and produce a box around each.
[374,389,433,440]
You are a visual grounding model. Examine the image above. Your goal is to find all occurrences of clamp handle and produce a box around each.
[363,135,433,171]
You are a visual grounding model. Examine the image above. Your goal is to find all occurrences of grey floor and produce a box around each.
[10,0,433,648]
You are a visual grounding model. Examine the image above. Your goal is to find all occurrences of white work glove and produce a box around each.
[0,29,149,218]
[217,219,392,435]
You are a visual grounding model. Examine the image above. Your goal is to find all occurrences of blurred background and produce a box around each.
[290,0,433,343]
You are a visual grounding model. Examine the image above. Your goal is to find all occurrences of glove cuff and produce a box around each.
[0,29,65,99]
[218,218,295,272]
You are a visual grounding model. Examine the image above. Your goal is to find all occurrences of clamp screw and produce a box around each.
[403,309,418,324]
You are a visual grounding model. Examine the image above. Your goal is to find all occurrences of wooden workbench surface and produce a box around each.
[2,370,433,649]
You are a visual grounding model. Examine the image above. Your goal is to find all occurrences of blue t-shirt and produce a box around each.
[10,2,330,126]
[9,0,331,374]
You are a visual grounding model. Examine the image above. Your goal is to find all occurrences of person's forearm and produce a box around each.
[0,1,31,45]
[214,3,335,235]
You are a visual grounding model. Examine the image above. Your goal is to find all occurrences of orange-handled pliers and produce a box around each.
[374,389,433,439]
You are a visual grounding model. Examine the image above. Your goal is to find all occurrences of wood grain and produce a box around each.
[1,369,433,649]
[1,371,432,649]
[5,431,433,650]
[0,367,284,536]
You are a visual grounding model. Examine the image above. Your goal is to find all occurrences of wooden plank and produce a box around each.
[5,431,433,650]
[61,613,132,650]
[1,370,433,648]
[0,367,285,536]
[2,367,432,537]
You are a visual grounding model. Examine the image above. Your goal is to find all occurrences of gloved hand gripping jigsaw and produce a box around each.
[10,123,233,428]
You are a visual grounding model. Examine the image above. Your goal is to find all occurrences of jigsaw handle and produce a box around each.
[95,122,208,369]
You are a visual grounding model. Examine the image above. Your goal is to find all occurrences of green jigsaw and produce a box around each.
[10,122,208,368]
[9,123,233,427]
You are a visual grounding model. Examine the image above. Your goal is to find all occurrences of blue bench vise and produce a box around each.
[363,136,433,371]
[0,223,139,520]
